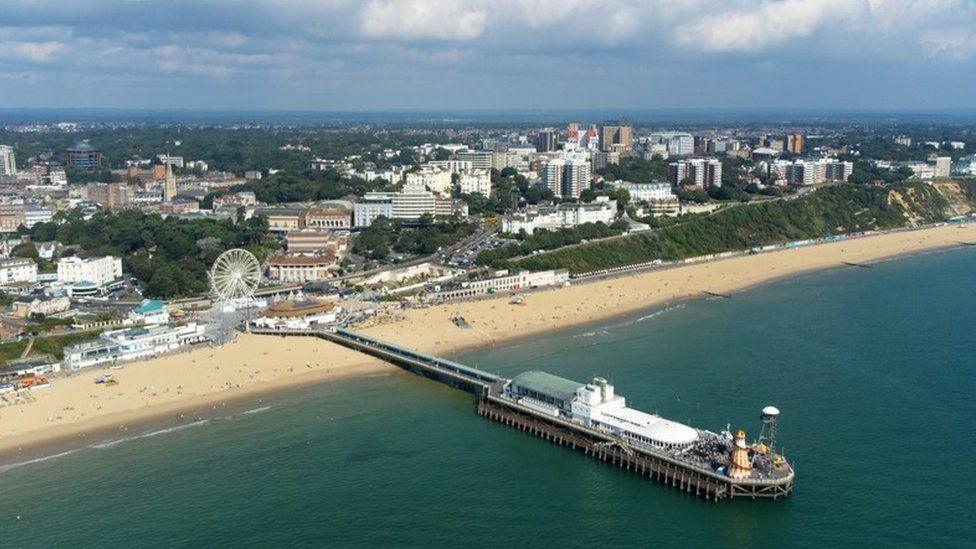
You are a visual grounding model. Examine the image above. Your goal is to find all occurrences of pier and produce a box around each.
[253,327,793,501]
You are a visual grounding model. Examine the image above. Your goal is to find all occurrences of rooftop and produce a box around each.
[510,370,585,404]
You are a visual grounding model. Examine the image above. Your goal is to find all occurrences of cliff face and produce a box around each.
[928,180,976,217]
[510,181,976,274]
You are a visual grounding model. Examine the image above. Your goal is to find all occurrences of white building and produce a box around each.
[0,258,38,285]
[502,198,617,235]
[429,269,570,301]
[63,322,208,370]
[405,166,452,195]
[669,158,723,187]
[542,157,591,198]
[0,145,16,177]
[24,208,53,228]
[458,170,492,197]
[770,159,853,185]
[128,299,170,325]
[456,150,493,170]
[651,132,694,157]
[57,256,123,287]
[607,181,676,203]
[428,160,473,174]
[355,193,395,227]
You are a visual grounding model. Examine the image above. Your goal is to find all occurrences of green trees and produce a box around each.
[28,210,278,299]
[501,182,962,274]
[595,157,669,183]
[351,216,477,260]
[477,222,626,267]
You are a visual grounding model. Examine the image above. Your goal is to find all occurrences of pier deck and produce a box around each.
[253,326,793,500]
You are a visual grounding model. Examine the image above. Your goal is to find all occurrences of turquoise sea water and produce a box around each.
[1,247,975,548]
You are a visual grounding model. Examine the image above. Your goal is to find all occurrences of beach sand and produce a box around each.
[2,222,975,459]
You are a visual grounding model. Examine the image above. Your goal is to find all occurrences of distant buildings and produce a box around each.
[0,206,25,233]
[66,141,101,168]
[770,159,853,185]
[934,156,952,178]
[785,134,804,155]
[669,158,723,187]
[535,131,557,153]
[354,194,394,227]
[893,135,913,147]
[600,125,633,155]
[0,145,16,177]
[456,150,493,170]
[502,198,617,235]
[87,182,131,210]
[57,256,122,288]
[12,294,70,318]
[353,190,467,226]
[651,132,694,157]
[163,162,178,202]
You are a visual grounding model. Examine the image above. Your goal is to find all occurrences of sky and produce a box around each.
[1,0,976,112]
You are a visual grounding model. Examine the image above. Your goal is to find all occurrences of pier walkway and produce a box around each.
[249,327,502,394]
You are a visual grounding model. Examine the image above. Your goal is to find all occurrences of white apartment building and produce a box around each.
[405,166,452,195]
[0,145,16,177]
[355,193,395,227]
[651,132,694,157]
[24,208,53,228]
[502,198,617,235]
[57,256,123,287]
[0,258,38,285]
[458,170,492,197]
[771,159,853,185]
[456,150,493,170]
[542,157,592,198]
[428,160,473,174]
[669,158,723,187]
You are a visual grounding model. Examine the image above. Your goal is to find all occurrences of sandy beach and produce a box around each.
[2,222,975,460]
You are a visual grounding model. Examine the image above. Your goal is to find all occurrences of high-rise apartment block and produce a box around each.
[668,158,723,187]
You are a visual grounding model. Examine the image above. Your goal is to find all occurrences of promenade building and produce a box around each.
[268,254,338,283]
[62,322,208,370]
[57,256,122,287]
[502,198,617,235]
[428,269,570,301]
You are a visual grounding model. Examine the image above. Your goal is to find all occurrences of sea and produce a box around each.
[1,247,974,548]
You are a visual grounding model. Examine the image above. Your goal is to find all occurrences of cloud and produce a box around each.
[674,0,854,53]
[0,0,975,109]
[359,0,487,41]
[920,27,976,59]
[0,40,67,62]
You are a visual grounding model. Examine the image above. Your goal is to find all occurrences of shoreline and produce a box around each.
[2,222,976,466]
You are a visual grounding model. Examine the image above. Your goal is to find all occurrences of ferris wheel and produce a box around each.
[210,248,261,302]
